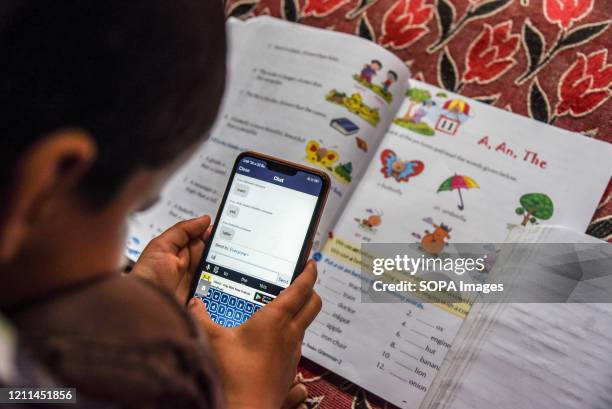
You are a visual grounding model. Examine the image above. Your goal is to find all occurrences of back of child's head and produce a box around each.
[0,0,226,204]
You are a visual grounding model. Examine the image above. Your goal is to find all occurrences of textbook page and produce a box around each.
[302,81,612,408]
[126,17,410,259]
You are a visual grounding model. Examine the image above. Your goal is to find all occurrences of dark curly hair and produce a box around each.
[0,0,226,204]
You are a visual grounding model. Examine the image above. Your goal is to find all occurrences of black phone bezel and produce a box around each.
[188,151,330,304]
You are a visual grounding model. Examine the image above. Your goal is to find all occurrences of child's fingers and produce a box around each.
[188,297,219,334]
[187,238,206,274]
[271,261,317,317]
[203,225,213,241]
[155,216,211,251]
[281,383,308,409]
[292,290,322,331]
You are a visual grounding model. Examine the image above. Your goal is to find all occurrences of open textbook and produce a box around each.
[126,17,612,409]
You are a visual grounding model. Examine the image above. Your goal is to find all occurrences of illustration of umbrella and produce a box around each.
[437,174,479,210]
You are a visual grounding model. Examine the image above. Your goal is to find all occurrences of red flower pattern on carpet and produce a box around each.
[379,0,433,49]
[543,0,593,28]
[302,0,350,17]
[463,21,520,84]
[556,49,612,117]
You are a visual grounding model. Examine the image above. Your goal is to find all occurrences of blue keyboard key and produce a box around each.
[204,288,267,327]
[211,290,220,301]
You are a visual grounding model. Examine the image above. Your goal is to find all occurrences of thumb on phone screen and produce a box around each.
[272,261,321,330]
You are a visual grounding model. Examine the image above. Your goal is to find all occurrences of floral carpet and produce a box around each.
[225,0,611,407]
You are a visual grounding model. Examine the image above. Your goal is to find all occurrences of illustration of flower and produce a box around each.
[301,0,350,18]
[463,21,520,84]
[543,0,593,29]
[380,0,433,50]
[555,50,612,118]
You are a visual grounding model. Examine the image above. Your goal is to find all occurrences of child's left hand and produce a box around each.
[132,216,212,303]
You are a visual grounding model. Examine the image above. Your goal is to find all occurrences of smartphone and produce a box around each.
[190,152,330,327]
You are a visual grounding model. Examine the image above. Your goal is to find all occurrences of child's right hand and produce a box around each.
[188,261,322,409]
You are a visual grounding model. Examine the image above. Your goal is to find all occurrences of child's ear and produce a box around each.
[0,129,97,261]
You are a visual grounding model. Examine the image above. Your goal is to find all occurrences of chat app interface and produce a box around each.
[195,156,323,327]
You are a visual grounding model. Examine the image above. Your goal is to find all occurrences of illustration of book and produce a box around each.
[330,117,360,135]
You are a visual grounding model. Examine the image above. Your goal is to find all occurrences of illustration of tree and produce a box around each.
[334,162,353,183]
[406,88,431,103]
[515,193,554,226]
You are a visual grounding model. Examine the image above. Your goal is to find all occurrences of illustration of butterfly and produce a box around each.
[306,140,340,168]
[380,149,424,182]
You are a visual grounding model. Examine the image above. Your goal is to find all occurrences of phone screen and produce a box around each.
[192,154,327,327]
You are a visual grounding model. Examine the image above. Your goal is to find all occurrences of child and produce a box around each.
[0,1,319,408]
[360,59,382,83]
[382,70,398,94]
[407,100,436,123]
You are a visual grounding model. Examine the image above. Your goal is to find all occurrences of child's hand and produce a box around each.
[189,261,322,409]
[132,216,212,303]
[282,379,309,409]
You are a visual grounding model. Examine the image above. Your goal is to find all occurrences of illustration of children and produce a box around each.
[381,70,397,94]
[404,100,435,123]
[360,59,382,83]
